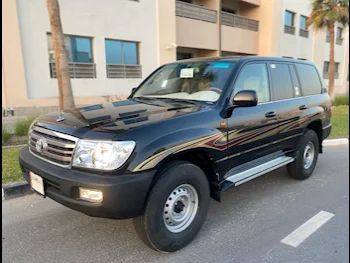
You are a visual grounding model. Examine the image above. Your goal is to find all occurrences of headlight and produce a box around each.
[72,140,136,170]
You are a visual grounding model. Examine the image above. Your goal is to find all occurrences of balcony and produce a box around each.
[299,29,309,38]
[175,1,217,23]
[221,12,259,55]
[323,72,340,79]
[106,64,142,79]
[221,12,259,32]
[336,38,343,45]
[176,1,219,50]
[284,25,296,35]
[49,62,96,79]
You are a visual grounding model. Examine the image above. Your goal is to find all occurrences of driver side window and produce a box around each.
[233,63,270,103]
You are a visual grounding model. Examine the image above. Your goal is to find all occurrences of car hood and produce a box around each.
[34,99,205,138]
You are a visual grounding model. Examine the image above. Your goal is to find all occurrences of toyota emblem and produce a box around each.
[35,138,48,153]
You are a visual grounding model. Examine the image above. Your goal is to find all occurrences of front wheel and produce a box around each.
[133,161,210,252]
[287,129,319,180]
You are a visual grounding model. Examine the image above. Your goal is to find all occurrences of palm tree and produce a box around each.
[47,0,75,109]
[307,0,349,100]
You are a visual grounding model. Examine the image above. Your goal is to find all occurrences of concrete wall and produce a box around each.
[221,25,259,54]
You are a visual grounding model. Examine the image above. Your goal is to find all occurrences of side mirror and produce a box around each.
[232,90,257,107]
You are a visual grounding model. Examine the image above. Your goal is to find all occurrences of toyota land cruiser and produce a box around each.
[19,57,332,252]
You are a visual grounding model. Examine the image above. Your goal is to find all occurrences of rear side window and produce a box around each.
[270,63,294,100]
[295,64,322,96]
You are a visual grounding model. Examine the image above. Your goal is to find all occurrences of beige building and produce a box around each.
[2,0,349,115]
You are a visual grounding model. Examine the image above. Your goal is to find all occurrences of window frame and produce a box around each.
[231,62,272,105]
[284,10,295,27]
[105,39,140,65]
[47,33,94,64]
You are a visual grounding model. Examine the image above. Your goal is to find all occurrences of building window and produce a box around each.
[177,53,193,61]
[47,33,95,78]
[323,61,340,79]
[336,27,343,45]
[284,11,296,35]
[299,15,309,38]
[105,39,141,79]
[222,7,237,15]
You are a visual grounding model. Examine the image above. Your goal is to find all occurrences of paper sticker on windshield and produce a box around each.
[271,64,276,69]
[180,68,194,78]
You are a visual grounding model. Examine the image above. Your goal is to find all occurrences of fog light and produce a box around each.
[79,188,103,202]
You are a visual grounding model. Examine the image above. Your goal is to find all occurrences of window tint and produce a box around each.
[270,63,294,100]
[234,63,270,103]
[285,11,295,26]
[105,40,139,65]
[296,64,322,96]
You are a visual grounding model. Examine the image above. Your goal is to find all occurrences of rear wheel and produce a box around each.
[287,129,319,180]
[133,161,210,252]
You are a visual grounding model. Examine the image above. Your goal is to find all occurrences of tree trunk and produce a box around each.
[328,23,336,100]
[47,0,75,110]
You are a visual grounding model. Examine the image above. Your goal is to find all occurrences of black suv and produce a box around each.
[19,57,332,252]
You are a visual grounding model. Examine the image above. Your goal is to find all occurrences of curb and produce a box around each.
[2,182,33,200]
[2,144,27,149]
[323,138,349,147]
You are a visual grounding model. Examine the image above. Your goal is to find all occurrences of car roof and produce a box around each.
[170,56,315,66]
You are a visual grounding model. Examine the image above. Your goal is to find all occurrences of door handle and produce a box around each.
[299,105,308,110]
[265,111,277,118]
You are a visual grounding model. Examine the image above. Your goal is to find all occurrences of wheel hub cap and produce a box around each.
[303,142,315,169]
[163,184,199,233]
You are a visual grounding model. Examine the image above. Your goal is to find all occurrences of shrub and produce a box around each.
[333,94,349,106]
[15,116,38,136]
[2,125,11,143]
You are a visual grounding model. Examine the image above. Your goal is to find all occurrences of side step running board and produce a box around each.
[221,156,294,191]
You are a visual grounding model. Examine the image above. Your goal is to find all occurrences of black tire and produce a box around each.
[287,129,319,180]
[133,161,210,252]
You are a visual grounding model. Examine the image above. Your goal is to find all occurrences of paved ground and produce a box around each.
[2,146,349,263]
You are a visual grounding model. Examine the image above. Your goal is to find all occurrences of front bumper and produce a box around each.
[19,146,155,219]
[322,124,332,140]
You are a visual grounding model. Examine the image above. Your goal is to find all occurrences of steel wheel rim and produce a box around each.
[303,142,315,169]
[163,184,199,233]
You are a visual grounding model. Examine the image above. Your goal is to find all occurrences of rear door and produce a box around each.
[269,62,308,150]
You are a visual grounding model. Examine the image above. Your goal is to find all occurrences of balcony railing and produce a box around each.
[221,12,259,32]
[299,29,309,38]
[336,38,343,45]
[284,25,296,35]
[106,64,142,79]
[323,72,339,79]
[49,62,96,79]
[176,1,217,23]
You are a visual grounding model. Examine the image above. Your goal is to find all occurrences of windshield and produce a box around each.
[133,61,236,103]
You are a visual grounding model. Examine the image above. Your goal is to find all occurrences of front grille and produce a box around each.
[28,126,79,168]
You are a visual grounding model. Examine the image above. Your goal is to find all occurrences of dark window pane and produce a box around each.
[177,53,193,60]
[123,42,138,65]
[70,37,92,63]
[270,63,294,100]
[234,63,270,103]
[296,64,322,96]
[323,62,329,72]
[285,11,294,26]
[105,40,122,64]
[337,27,343,39]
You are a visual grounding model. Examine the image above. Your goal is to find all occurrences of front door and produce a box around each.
[220,62,280,174]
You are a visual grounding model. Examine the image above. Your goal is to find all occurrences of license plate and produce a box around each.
[29,172,45,196]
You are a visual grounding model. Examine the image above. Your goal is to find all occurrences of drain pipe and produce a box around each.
[218,0,222,57]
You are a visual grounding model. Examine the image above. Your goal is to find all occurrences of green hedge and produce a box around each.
[333,94,349,106]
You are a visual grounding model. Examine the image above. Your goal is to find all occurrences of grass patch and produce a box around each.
[330,106,349,139]
[15,116,37,136]
[2,125,11,144]
[2,147,24,184]
[333,94,349,106]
